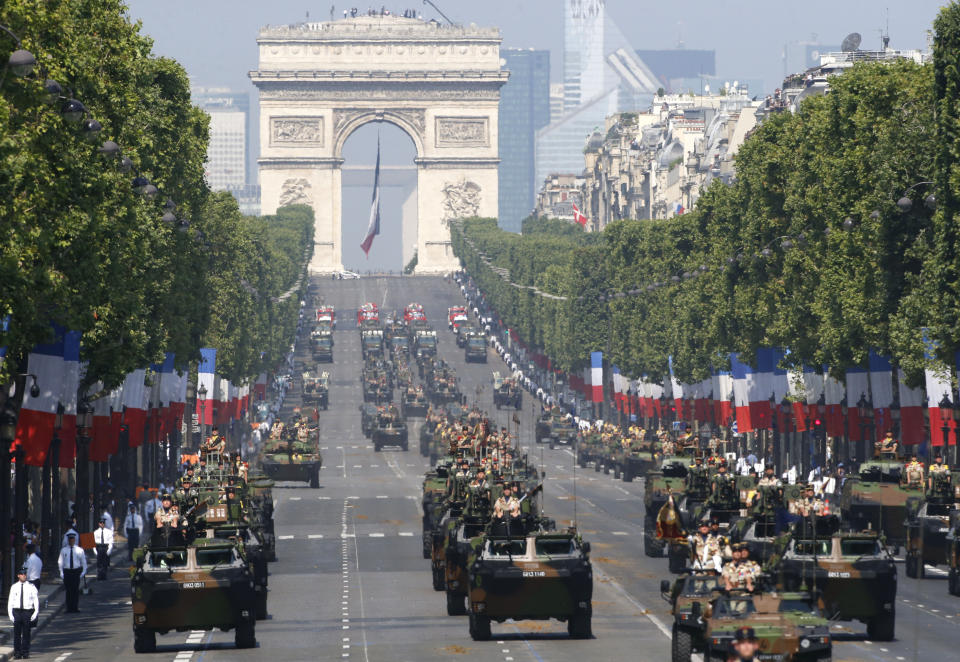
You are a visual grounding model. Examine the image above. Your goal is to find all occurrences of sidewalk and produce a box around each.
[0,546,129,660]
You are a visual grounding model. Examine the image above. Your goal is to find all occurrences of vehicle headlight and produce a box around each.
[800,638,810,649]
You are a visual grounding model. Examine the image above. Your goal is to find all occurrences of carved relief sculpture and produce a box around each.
[279,178,312,207]
[271,117,324,145]
[441,179,482,223]
[435,117,488,147]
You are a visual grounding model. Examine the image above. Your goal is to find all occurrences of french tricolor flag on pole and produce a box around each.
[196,348,216,426]
[924,333,953,446]
[868,350,894,438]
[360,135,382,256]
[668,356,684,419]
[58,330,81,468]
[15,326,68,466]
[713,368,733,426]
[590,352,603,403]
[824,369,845,438]
[898,368,925,446]
[89,385,113,462]
[122,369,147,448]
[730,353,752,432]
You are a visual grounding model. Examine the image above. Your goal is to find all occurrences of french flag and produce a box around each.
[713,368,733,426]
[868,350,894,438]
[648,379,663,418]
[109,386,123,454]
[748,348,785,431]
[254,372,267,401]
[122,369,147,448]
[924,338,954,446]
[196,348,216,426]
[148,362,163,444]
[845,365,870,442]
[15,326,68,466]
[824,370,845,438]
[89,385,113,462]
[730,353,752,432]
[669,356,684,419]
[158,353,181,437]
[611,366,622,411]
[694,377,711,424]
[788,368,808,431]
[800,365,824,431]
[360,135,382,256]
[898,368,925,446]
[57,330,81,468]
[590,351,603,403]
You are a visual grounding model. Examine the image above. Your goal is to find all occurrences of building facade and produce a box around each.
[192,87,250,191]
[497,49,550,233]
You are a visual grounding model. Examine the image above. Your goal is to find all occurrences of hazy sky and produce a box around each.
[125,0,949,270]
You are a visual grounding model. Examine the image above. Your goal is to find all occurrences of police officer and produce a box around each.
[8,566,39,659]
[58,533,86,613]
[93,517,114,580]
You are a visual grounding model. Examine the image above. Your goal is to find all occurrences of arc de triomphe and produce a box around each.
[250,15,507,274]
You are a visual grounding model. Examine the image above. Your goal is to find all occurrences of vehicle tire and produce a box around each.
[446,591,467,615]
[568,609,592,639]
[950,569,960,596]
[374,443,381,452]
[549,441,555,451]
[432,565,445,591]
[469,613,492,641]
[422,539,431,560]
[644,532,664,558]
[402,442,409,451]
[235,618,257,649]
[668,547,687,574]
[133,628,157,653]
[579,455,587,469]
[603,464,610,475]
[613,465,621,480]
[866,609,895,641]
[309,470,320,489]
[905,552,919,578]
[671,625,693,662]
[256,591,268,620]
[594,461,601,473]
[420,442,429,457]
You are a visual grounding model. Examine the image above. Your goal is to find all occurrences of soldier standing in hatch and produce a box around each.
[904,454,925,489]
[929,453,951,493]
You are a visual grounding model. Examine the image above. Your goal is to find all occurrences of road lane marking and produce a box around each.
[399,532,414,536]
[369,533,385,537]
[376,495,389,499]
[308,534,325,539]
[278,535,295,540]
[289,497,302,501]
[612,531,629,536]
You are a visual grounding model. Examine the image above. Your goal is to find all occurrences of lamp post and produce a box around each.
[75,399,94,533]
[856,393,872,461]
[198,384,208,449]
[939,393,953,460]
[41,405,63,566]
[0,401,17,595]
[780,397,793,474]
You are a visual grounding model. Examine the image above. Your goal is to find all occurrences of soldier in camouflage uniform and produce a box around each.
[904,454,925,489]
[929,453,951,495]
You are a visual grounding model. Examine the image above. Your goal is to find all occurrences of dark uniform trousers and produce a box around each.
[96,544,110,579]
[12,608,32,656]
[126,528,140,560]
[63,568,82,612]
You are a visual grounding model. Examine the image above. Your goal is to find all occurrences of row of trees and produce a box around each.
[0,0,311,391]
[453,24,960,385]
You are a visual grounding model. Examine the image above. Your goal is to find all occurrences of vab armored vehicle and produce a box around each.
[775,515,896,640]
[260,422,322,488]
[311,330,333,362]
[372,407,408,451]
[414,329,438,358]
[607,435,658,482]
[464,333,488,363]
[301,371,329,410]
[947,515,960,594]
[131,531,257,652]
[401,386,429,418]
[702,591,832,662]
[905,466,959,578]
[361,329,384,359]
[359,403,379,438]
[838,458,920,550]
[535,412,579,450]
[492,373,522,410]
[466,531,593,641]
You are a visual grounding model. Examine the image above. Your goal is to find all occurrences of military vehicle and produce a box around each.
[607,435,658,482]
[576,431,605,469]
[455,323,477,348]
[401,386,429,418]
[728,483,801,561]
[947,516,960,594]
[775,515,896,640]
[311,330,333,362]
[131,531,257,652]
[359,403,380,438]
[535,412,579,450]
[422,463,450,559]
[492,372,522,410]
[702,591,832,662]
[905,466,959,578]
[246,475,277,562]
[301,371,329,410]
[838,458,920,550]
[466,530,593,640]
[361,329,384,359]
[464,333,488,363]
[414,329,438,358]
[261,423,323,488]
[372,407,408,451]
[660,571,723,661]
[644,455,690,557]
[362,377,391,404]
[388,334,410,360]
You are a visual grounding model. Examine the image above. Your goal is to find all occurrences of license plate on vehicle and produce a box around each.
[181,582,206,589]
[522,571,546,577]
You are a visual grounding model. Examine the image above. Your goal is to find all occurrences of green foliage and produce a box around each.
[403,251,418,274]
[455,59,944,384]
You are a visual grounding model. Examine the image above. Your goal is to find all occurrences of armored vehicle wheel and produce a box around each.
[432,565,445,591]
[950,569,960,595]
[671,624,693,662]
[235,618,257,648]
[420,442,429,457]
[668,548,687,574]
[429,451,438,465]
[469,613,491,640]
[866,609,895,641]
[644,532,664,557]
[594,461,601,473]
[374,443,382,452]
[603,464,610,475]
[568,609,592,639]
[402,441,409,451]
[515,400,521,410]
[613,465,621,480]
[309,469,320,489]
[422,541,431,560]
[549,441,555,450]
[622,469,633,482]
[905,551,924,578]
[579,456,587,469]
[446,590,467,615]
[133,628,156,653]
[256,592,268,620]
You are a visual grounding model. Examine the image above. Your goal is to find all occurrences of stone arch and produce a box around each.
[333,109,426,160]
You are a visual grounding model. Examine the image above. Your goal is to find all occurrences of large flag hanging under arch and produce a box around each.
[360,135,382,256]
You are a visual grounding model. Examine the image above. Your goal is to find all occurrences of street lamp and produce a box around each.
[856,393,872,459]
[939,393,953,453]
[75,399,94,533]
[41,404,63,566]
[198,384,208,447]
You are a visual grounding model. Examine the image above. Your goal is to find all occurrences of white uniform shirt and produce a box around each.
[58,545,87,577]
[7,581,39,621]
[25,553,42,582]
[123,512,144,536]
[93,526,114,554]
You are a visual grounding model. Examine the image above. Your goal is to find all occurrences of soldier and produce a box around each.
[796,484,825,517]
[757,466,781,488]
[904,454,925,489]
[202,426,226,459]
[709,518,732,560]
[875,431,899,457]
[929,453,951,494]
[660,435,676,457]
[690,520,722,571]
[737,545,761,590]
[731,626,761,662]
[154,494,180,529]
[710,461,736,507]
[721,544,743,589]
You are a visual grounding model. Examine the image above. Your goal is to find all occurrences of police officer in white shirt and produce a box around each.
[99,509,113,531]
[60,521,78,548]
[8,566,39,658]
[58,533,86,613]
[93,517,114,580]
[24,544,42,589]
[123,503,144,560]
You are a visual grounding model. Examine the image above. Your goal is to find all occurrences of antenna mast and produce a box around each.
[422,0,455,25]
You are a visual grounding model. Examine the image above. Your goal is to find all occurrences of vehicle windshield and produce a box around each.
[148,550,188,568]
[683,576,720,595]
[196,548,236,566]
[794,540,831,556]
[315,338,332,347]
[779,599,819,615]
[535,538,577,556]
[419,337,437,346]
[485,539,528,558]
[840,539,880,556]
[662,463,688,478]
[715,598,756,617]
[467,338,486,348]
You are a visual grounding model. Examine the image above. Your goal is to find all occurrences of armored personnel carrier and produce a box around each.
[492,372,521,410]
[838,458,920,550]
[260,422,322,488]
[608,435,658,482]
[401,386,429,418]
[361,329,384,359]
[372,407,408,451]
[464,333,488,363]
[535,413,579,450]
[131,530,257,652]
[311,330,333,362]
[905,466,958,578]
[466,530,593,640]
[301,371,329,410]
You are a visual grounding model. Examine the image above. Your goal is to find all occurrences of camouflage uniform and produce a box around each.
[904,460,925,488]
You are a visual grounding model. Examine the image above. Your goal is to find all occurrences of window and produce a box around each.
[778,599,819,615]
[485,539,527,558]
[840,539,880,557]
[535,538,576,556]
[148,550,187,568]
[715,598,756,617]
[196,548,235,566]
[794,540,831,556]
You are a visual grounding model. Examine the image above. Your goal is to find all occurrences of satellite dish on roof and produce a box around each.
[841,32,862,52]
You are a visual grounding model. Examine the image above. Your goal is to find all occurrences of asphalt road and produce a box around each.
[26,276,960,662]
